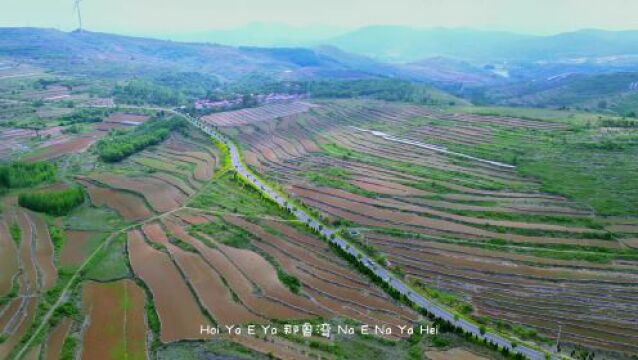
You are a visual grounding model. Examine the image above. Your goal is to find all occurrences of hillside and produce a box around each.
[324,26,638,63]
[482,72,638,114]
[0,28,399,81]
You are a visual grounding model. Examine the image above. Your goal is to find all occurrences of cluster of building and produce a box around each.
[194,92,306,111]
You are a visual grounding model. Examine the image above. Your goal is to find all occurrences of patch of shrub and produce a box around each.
[94,117,186,162]
[0,161,56,189]
[18,186,85,216]
[57,108,110,125]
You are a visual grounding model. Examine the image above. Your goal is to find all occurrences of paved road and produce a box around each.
[183,113,550,360]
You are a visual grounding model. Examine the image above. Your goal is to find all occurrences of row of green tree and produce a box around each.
[113,79,187,106]
[0,161,56,189]
[57,108,112,126]
[305,79,442,104]
[93,117,187,162]
[223,75,449,105]
[18,186,85,216]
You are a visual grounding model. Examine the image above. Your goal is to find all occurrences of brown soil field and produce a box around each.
[202,102,314,127]
[224,217,353,281]
[140,223,170,246]
[81,280,147,360]
[0,298,37,359]
[16,211,38,293]
[215,242,327,317]
[367,233,633,271]
[242,221,380,288]
[160,151,215,182]
[173,210,211,225]
[60,230,105,267]
[127,230,207,342]
[426,348,489,360]
[379,243,634,283]
[91,175,185,213]
[0,220,19,296]
[350,177,426,196]
[294,186,618,248]
[169,243,264,325]
[134,153,196,181]
[79,179,153,221]
[45,317,72,360]
[164,221,311,320]
[28,211,57,291]
[23,344,41,360]
[28,133,100,161]
[224,216,416,322]
[216,99,638,353]
[0,298,22,330]
[149,172,197,197]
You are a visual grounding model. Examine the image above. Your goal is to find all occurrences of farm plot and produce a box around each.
[91,174,186,213]
[162,219,315,321]
[218,99,638,353]
[142,222,262,326]
[44,317,72,360]
[27,130,105,161]
[78,179,153,221]
[26,210,58,291]
[81,280,147,360]
[219,216,417,326]
[0,126,64,161]
[0,211,42,358]
[60,230,107,268]
[168,207,418,331]
[85,131,218,216]
[201,101,315,127]
[0,219,19,296]
[127,229,207,342]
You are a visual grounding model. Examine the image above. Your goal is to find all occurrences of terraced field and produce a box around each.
[0,209,58,359]
[81,280,147,360]
[216,99,638,356]
[79,130,220,219]
[3,96,635,359]
[0,112,227,359]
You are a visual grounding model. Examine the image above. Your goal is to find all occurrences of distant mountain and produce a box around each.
[513,29,638,61]
[400,56,504,86]
[480,71,638,114]
[0,28,398,81]
[324,26,533,62]
[161,22,347,47]
[323,26,638,63]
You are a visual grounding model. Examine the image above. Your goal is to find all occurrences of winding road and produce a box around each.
[183,113,551,360]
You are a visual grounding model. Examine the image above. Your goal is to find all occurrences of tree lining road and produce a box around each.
[183,112,552,360]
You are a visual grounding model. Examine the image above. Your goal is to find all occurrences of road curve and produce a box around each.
[182,113,550,360]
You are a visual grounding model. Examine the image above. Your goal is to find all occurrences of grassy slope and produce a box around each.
[447,106,638,216]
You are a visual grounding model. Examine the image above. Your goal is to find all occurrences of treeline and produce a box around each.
[224,76,452,105]
[94,117,187,162]
[600,118,638,128]
[113,79,187,106]
[307,79,445,104]
[114,72,221,106]
[153,72,220,99]
[0,161,56,189]
[18,186,85,216]
[57,108,112,126]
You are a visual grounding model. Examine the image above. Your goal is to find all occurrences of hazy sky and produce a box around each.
[2,0,638,35]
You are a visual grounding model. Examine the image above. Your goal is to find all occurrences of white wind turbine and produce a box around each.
[73,0,83,31]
